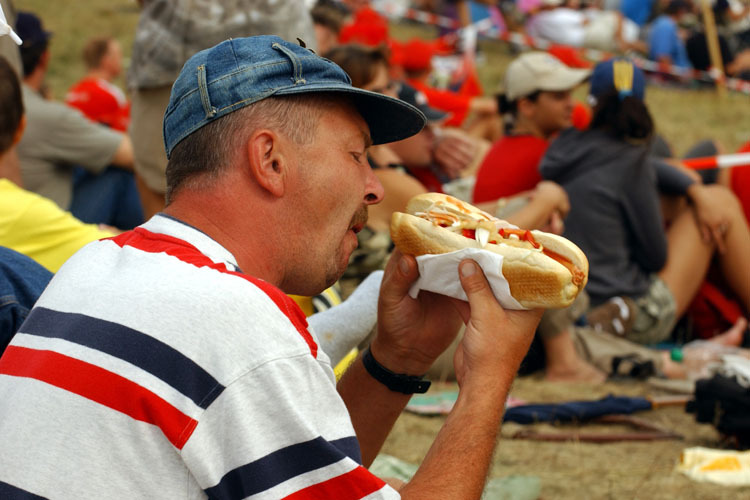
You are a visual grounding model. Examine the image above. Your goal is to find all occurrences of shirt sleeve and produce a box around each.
[652,158,696,195]
[649,21,677,60]
[39,102,123,174]
[181,356,399,500]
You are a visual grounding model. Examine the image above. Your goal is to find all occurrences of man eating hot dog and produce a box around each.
[0,36,542,499]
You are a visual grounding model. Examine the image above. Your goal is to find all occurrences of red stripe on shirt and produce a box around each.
[0,345,198,449]
[108,227,317,357]
[282,466,387,500]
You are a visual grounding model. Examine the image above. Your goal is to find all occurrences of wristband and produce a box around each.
[362,347,431,394]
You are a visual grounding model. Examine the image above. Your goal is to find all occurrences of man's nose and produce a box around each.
[364,167,385,204]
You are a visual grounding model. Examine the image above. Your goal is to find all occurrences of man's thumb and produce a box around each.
[459,260,495,310]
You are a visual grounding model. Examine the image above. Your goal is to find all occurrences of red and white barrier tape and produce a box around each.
[372,1,750,95]
[376,0,460,30]
[682,152,750,170]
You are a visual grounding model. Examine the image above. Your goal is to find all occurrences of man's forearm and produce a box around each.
[337,353,413,467]
[398,379,511,499]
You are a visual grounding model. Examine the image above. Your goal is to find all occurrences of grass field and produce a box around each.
[13,1,750,498]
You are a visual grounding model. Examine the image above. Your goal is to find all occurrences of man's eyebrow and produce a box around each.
[362,132,373,150]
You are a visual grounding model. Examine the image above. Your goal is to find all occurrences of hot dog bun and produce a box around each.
[390,193,588,308]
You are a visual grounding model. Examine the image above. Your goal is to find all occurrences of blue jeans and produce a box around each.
[0,247,53,353]
[70,166,144,230]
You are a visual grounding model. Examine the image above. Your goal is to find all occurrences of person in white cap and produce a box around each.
[473,51,589,214]
[472,51,606,383]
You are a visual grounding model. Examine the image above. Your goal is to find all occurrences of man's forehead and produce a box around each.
[323,100,372,147]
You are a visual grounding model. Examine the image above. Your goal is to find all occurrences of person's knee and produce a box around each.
[712,184,743,216]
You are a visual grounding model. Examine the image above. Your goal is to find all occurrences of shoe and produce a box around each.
[586,296,637,337]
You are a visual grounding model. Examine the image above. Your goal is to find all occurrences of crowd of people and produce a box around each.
[414,0,750,80]
[0,0,749,498]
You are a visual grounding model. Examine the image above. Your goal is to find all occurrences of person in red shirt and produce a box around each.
[65,36,129,132]
[472,52,608,383]
[473,51,590,205]
[399,38,501,140]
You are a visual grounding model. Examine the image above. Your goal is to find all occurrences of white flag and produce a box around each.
[0,3,22,45]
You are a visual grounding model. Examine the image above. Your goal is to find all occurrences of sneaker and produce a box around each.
[586,296,637,337]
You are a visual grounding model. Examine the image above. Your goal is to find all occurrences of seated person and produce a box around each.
[686,25,750,80]
[540,59,750,347]
[311,2,346,57]
[65,36,130,132]
[525,0,644,53]
[15,12,142,229]
[713,0,750,52]
[396,37,501,141]
[648,0,693,71]
[472,51,590,206]
[0,54,115,273]
[0,246,52,354]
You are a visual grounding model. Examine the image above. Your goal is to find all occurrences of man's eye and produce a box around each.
[351,153,363,163]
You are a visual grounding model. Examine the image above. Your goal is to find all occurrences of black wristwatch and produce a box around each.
[362,347,431,394]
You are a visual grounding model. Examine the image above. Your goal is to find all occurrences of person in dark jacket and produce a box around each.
[540,58,750,345]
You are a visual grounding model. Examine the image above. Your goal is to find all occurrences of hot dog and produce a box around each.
[390,193,588,308]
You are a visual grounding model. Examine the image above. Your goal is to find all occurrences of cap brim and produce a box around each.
[420,105,448,123]
[274,84,426,145]
[539,68,591,93]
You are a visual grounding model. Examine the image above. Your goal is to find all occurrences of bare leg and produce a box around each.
[542,329,606,383]
[714,189,750,312]
[658,208,715,317]
[662,185,750,316]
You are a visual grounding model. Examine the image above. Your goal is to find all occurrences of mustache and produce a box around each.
[350,205,369,229]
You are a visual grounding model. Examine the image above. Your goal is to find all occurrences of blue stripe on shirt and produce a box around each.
[18,307,224,409]
[204,436,362,500]
[0,481,49,499]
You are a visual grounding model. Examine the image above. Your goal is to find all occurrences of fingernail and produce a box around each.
[399,255,409,274]
[460,261,476,277]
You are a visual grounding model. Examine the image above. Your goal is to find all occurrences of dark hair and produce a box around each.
[166,94,346,204]
[0,56,24,153]
[323,44,390,88]
[497,91,541,134]
[665,0,691,16]
[82,36,112,70]
[311,4,345,33]
[20,38,48,77]
[589,91,654,142]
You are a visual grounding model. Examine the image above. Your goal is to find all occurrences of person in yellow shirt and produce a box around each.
[0,55,113,273]
[0,180,114,272]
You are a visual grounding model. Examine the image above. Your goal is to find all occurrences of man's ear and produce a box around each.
[13,115,26,145]
[246,130,287,197]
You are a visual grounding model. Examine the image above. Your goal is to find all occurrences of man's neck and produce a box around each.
[23,69,45,93]
[511,120,550,140]
[86,68,114,82]
[0,148,24,187]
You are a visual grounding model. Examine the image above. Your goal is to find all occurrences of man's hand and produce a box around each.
[372,250,465,375]
[433,130,477,180]
[451,260,543,388]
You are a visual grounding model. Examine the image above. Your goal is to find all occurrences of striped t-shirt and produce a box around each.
[0,214,398,500]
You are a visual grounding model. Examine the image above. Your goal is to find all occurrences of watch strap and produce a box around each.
[362,347,431,394]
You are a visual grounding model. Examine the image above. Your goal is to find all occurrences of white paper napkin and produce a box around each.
[408,248,527,310]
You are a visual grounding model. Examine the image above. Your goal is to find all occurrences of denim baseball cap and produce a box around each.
[163,35,426,158]
[589,58,645,101]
